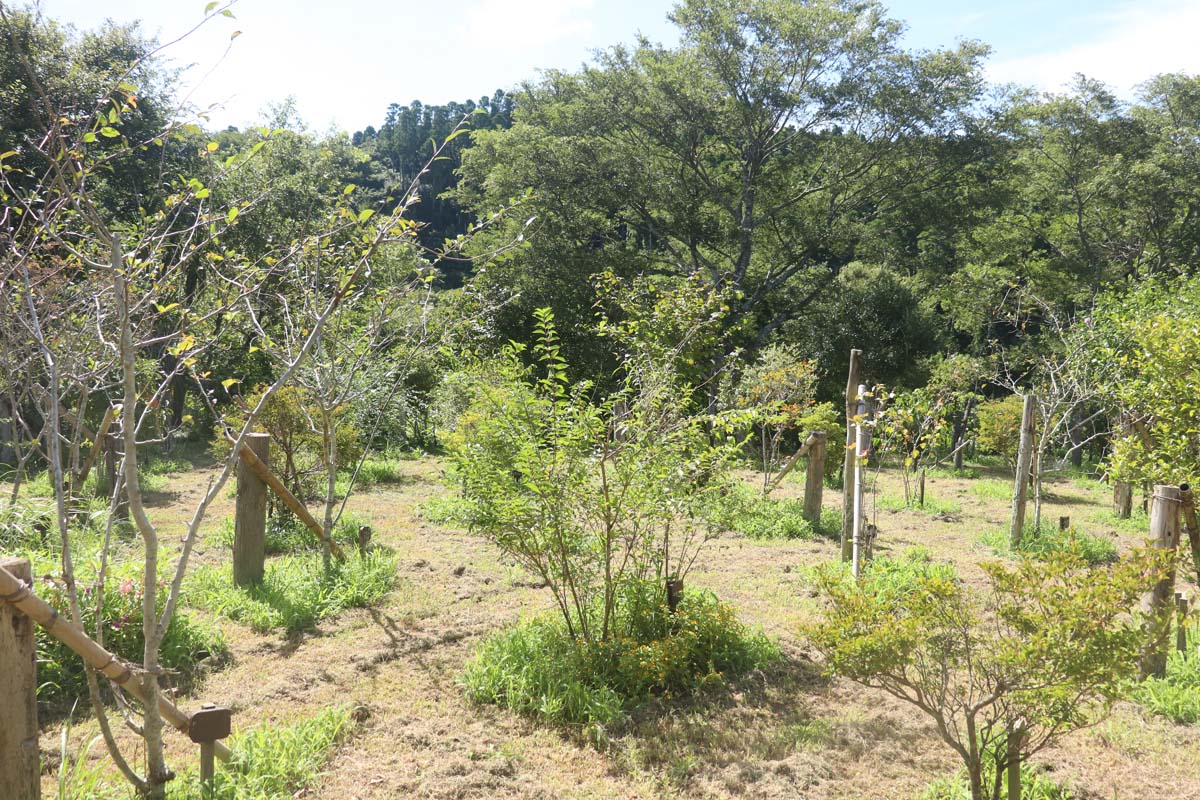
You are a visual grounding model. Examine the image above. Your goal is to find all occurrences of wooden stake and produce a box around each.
[233,433,270,587]
[1009,393,1036,548]
[1140,485,1181,679]
[917,468,926,508]
[1059,516,1070,531]
[0,562,230,762]
[0,557,39,800]
[1113,481,1133,519]
[841,349,863,562]
[767,432,816,490]
[100,431,128,519]
[1006,720,1024,800]
[804,432,826,526]
[236,442,345,560]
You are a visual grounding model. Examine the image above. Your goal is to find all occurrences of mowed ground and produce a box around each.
[37,457,1200,799]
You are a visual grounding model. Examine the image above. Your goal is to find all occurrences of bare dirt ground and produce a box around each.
[37,458,1200,799]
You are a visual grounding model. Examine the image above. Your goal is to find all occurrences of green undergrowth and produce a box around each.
[979,524,1117,565]
[463,587,779,735]
[418,493,475,527]
[921,760,1075,800]
[702,483,838,540]
[212,511,368,555]
[968,478,1012,501]
[31,554,227,717]
[1132,625,1200,723]
[876,490,962,517]
[187,549,395,634]
[57,706,356,800]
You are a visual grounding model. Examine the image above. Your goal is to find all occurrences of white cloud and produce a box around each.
[455,0,595,50]
[987,0,1200,96]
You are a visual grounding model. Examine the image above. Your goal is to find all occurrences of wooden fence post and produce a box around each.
[1009,393,1036,548]
[851,384,869,578]
[1113,481,1133,519]
[1140,485,1181,679]
[233,433,270,588]
[0,557,40,800]
[1180,485,1200,587]
[804,431,826,526]
[841,349,863,562]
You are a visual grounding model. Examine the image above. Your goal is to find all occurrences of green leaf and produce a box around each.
[195,187,211,199]
[99,127,120,138]
[82,133,97,143]
[343,184,356,195]
[204,1,218,13]
[358,209,375,223]
[206,141,219,152]
[226,207,239,224]
[221,378,239,390]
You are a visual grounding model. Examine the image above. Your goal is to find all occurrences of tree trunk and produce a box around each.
[1113,481,1133,519]
[0,557,39,800]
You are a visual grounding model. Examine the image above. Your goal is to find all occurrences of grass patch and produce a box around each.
[35,557,228,717]
[187,550,395,634]
[463,587,779,731]
[969,478,1012,501]
[928,465,980,480]
[921,760,1075,799]
[876,491,961,516]
[1087,506,1151,536]
[212,512,368,555]
[419,494,475,527]
[979,524,1118,565]
[702,484,833,540]
[57,707,356,800]
[1132,626,1200,723]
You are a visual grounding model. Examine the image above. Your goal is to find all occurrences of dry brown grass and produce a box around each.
[36,456,1200,798]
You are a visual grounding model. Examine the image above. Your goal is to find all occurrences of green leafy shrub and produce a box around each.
[37,560,228,716]
[979,524,1117,565]
[463,585,778,729]
[807,546,1170,800]
[187,550,394,634]
[976,396,1025,467]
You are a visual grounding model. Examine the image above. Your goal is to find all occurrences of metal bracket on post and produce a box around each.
[188,703,231,792]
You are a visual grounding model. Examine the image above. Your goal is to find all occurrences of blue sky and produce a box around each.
[36,0,1200,132]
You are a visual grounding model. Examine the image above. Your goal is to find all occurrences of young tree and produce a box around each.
[807,547,1171,800]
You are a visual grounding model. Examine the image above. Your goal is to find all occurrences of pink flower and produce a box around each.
[118,578,135,596]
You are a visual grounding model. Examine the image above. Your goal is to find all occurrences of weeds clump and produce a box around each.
[187,550,394,634]
[979,524,1117,565]
[921,758,1075,800]
[463,585,779,730]
[212,512,368,555]
[36,559,227,716]
[1132,625,1200,723]
[702,483,833,540]
[56,707,355,800]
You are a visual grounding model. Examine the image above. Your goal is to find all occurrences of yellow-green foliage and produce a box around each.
[976,396,1025,466]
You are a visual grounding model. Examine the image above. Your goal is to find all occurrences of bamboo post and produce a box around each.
[0,557,39,800]
[1140,485,1181,679]
[0,562,230,762]
[235,442,345,560]
[841,349,863,562]
[803,431,826,526]
[852,384,868,578]
[1009,393,1036,548]
[1177,592,1189,655]
[233,433,270,587]
[1180,485,1200,587]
